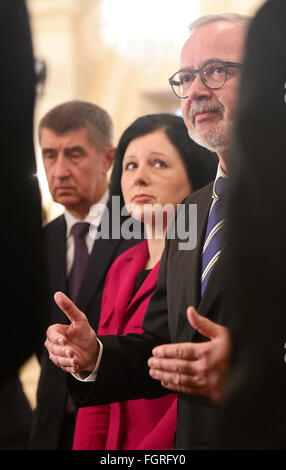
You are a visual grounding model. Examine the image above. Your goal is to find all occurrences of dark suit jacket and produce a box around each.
[68,182,225,450]
[30,212,141,450]
[218,0,286,449]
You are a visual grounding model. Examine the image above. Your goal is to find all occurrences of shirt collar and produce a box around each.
[211,165,227,199]
[215,164,227,181]
[64,189,109,239]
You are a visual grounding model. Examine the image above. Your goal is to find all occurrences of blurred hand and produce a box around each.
[148,306,231,403]
[45,291,99,374]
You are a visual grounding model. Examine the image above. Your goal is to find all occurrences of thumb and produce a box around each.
[187,306,220,340]
[54,291,86,324]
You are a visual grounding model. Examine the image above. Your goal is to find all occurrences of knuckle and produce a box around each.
[198,364,207,376]
[177,344,192,360]
[174,373,180,385]
[169,360,178,372]
[197,358,208,376]
[197,367,207,382]
[176,345,184,360]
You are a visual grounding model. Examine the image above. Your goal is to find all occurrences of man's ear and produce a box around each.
[103,146,115,172]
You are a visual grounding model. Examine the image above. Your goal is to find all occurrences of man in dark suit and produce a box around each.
[0,0,45,449]
[45,14,251,450]
[30,101,140,450]
[218,0,286,449]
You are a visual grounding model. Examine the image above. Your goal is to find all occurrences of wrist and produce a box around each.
[73,337,103,382]
[85,335,100,373]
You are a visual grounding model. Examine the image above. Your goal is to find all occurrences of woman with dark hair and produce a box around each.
[51,113,217,450]
[109,112,217,202]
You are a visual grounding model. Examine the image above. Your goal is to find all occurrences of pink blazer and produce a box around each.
[73,241,177,450]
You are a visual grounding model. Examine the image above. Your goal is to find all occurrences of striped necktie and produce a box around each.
[201,177,225,296]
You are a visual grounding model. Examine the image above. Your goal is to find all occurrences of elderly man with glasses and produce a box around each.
[45,13,251,450]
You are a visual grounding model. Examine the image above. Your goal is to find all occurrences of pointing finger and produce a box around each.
[54,291,86,324]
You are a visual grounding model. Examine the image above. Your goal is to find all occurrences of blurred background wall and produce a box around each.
[21,0,265,408]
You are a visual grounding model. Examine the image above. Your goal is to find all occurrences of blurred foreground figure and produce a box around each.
[220,0,286,449]
[0,0,44,448]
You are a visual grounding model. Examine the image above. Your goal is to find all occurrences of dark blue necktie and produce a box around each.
[68,222,90,302]
[201,177,225,296]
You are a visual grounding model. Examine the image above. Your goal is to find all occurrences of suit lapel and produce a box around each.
[186,184,225,341]
[186,254,224,342]
[169,185,213,342]
[52,216,67,292]
[185,183,213,311]
[76,205,123,313]
[76,236,122,313]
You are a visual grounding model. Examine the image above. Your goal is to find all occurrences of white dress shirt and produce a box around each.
[64,190,109,275]
[215,164,227,182]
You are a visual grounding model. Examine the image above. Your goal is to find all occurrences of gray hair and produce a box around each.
[189,13,252,35]
[39,100,114,151]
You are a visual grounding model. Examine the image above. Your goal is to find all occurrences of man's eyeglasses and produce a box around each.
[169,60,243,99]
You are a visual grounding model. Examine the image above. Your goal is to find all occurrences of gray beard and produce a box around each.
[187,99,232,153]
[188,120,231,153]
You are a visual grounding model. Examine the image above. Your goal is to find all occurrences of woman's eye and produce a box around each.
[125,161,137,170]
[153,159,167,168]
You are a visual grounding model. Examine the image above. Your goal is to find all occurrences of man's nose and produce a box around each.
[187,73,213,102]
[53,155,70,178]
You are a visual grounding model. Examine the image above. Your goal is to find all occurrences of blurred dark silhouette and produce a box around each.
[0,0,45,449]
[220,0,286,449]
